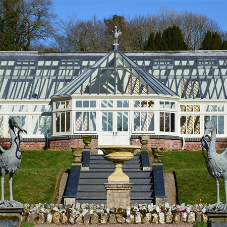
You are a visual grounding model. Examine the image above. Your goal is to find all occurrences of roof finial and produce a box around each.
[112,26,122,44]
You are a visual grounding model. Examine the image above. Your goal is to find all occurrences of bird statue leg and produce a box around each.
[215,178,221,204]
[9,172,14,201]
[0,168,5,202]
[1,176,4,202]
[223,175,227,204]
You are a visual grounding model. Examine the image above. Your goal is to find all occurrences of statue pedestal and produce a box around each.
[104,183,133,208]
[0,207,23,227]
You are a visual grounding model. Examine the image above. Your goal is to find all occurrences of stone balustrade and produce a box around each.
[23,202,208,225]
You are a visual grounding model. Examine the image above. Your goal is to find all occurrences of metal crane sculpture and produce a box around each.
[201,120,227,204]
[0,116,26,202]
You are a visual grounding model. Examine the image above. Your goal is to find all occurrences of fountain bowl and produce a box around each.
[97,145,141,182]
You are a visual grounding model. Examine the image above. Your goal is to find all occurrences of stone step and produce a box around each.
[76,154,155,204]
[79,171,152,179]
[89,160,141,165]
[76,191,153,198]
[89,164,141,169]
[89,168,142,172]
[78,178,152,184]
[77,184,153,191]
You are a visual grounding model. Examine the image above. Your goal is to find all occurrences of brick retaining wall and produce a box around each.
[131,138,182,151]
[0,136,226,152]
[49,138,98,154]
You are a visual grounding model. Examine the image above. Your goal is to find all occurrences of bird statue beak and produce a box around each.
[203,128,210,138]
[16,125,27,134]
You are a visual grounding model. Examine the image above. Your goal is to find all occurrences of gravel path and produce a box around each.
[35,224,194,227]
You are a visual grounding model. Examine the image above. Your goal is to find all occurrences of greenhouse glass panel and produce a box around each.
[89,112,96,131]
[75,112,96,131]
[101,100,113,108]
[117,100,129,108]
[61,113,65,132]
[160,112,164,131]
[32,78,41,98]
[66,112,70,132]
[187,116,194,134]
[32,116,38,134]
[218,116,224,134]
[108,53,115,68]
[90,101,96,108]
[90,69,99,94]
[171,113,175,132]
[117,112,123,131]
[117,112,128,131]
[75,112,82,131]
[101,59,108,68]
[165,112,170,132]
[117,54,124,67]
[76,101,82,108]
[38,79,49,98]
[194,116,200,134]
[209,79,217,99]
[116,68,124,94]
[83,101,89,108]
[134,112,140,131]
[102,112,113,131]
[180,116,186,134]
[13,81,24,99]
[148,112,155,131]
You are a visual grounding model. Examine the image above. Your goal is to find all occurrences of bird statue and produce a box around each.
[201,120,227,204]
[0,116,27,202]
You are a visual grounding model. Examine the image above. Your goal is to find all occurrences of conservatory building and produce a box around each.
[0,42,227,152]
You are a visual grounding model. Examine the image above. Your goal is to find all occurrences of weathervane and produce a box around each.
[112,26,122,44]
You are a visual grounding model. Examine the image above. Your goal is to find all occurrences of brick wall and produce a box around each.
[0,139,46,150]
[184,140,227,151]
[0,137,226,152]
[49,138,99,154]
[131,138,182,151]
[20,142,46,150]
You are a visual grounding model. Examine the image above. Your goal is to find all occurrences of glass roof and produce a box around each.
[53,49,178,97]
[0,51,226,99]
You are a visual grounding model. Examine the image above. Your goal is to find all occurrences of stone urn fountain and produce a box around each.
[96,145,141,208]
[97,145,141,182]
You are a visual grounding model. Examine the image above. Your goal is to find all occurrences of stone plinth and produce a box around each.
[207,212,227,227]
[104,183,133,208]
[0,207,23,227]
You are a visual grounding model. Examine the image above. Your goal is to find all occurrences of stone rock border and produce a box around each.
[23,202,208,225]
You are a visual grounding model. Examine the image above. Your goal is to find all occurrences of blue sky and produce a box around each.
[52,0,227,32]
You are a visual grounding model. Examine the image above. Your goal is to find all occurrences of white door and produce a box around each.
[99,111,130,146]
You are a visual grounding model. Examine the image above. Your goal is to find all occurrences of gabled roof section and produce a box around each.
[53,26,177,97]
[52,48,178,97]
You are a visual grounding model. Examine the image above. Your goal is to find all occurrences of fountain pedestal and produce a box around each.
[104,183,133,208]
[97,145,140,208]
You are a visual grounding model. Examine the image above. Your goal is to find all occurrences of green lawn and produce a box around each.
[3,150,72,204]
[162,151,225,205]
[1,149,223,205]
